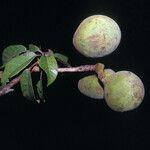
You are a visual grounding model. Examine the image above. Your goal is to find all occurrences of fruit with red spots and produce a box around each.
[103,71,145,112]
[73,15,121,58]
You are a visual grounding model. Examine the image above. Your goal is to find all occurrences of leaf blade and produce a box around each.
[20,69,35,100]
[1,51,36,85]
[54,53,70,66]
[2,45,27,64]
[36,79,44,101]
[29,44,42,53]
[39,55,58,86]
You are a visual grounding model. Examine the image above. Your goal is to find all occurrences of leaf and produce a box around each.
[0,71,2,85]
[0,65,4,69]
[2,45,27,64]
[54,53,68,63]
[1,51,36,85]
[36,79,45,101]
[20,69,35,100]
[54,53,70,66]
[29,44,42,53]
[39,55,58,86]
[0,71,2,79]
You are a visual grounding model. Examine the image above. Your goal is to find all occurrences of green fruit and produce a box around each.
[103,69,115,79]
[104,71,145,112]
[78,75,104,99]
[73,15,121,58]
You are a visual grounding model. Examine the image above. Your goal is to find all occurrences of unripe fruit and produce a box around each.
[103,69,115,79]
[73,15,121,58]
[104,71,145,112]
[78,75,104,99]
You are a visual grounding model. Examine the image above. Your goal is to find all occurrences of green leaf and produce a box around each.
[1,51,36,85]
[39,55,58,86]
[36,79,45,101]
[2,45,27,64]
[29,44,42,53]
[20,69,35,100]
[0,71,2,79]
[0,71,2,85]
[54,53,68,63]
[54,53,69,66]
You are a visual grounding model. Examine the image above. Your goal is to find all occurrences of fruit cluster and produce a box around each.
[73,15,145,112]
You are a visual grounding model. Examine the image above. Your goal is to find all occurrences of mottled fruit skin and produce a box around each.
[78,75,104,99]
[73,15,121,58]
[104,71,145,112]
[103,69,115,80]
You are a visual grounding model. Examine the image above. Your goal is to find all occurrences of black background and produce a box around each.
[0,0,149,149]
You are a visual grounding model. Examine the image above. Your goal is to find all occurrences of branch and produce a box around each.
[0,76,20,96]
[57,65,96,72]
[0,61,38,96]
[0,64,104,97]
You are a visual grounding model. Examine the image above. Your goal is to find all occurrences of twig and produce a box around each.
[57,65,96,72]
[0,64,102,97]
[0,76,20,96]
[0,61,38,96]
